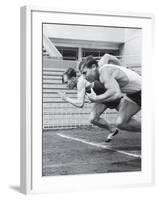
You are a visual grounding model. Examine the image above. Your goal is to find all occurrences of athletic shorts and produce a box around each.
[102,98,121,109]
[86,80,121,109]
[127,91,141,107]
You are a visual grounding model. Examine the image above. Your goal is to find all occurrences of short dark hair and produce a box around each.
[80,55,98,70]
[65,67,77,78]
[86,55,98,67]
[62,67,77,83]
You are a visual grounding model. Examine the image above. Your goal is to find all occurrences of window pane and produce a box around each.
[56,46,78,60]
[82,48,119,58]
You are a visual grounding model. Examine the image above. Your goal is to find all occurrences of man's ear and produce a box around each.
[92,64,97,69]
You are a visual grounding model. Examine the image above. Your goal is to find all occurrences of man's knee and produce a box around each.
[115,117,126,129]
[89,115,99,125]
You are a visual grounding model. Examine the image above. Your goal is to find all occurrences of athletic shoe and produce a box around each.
[105,129,119,143]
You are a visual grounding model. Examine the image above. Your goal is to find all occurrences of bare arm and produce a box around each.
[98,53,121,67]
[108,54,121,65]
[94,79,122,103]
[59,78,86,108]
[87,69,122,103]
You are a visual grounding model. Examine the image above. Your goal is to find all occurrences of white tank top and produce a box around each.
[78,75,90,88]
[100,64,141,94]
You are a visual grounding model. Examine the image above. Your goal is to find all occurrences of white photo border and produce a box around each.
[20,6,155,194]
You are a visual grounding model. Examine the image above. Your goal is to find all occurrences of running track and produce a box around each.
[42,127,141,176]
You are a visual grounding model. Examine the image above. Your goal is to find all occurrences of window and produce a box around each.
[56,46,78,60]
[82,48,119,59]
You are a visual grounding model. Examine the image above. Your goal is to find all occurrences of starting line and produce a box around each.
[57,133,141,159]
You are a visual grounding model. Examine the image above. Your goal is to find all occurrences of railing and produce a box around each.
[43,34,63,59]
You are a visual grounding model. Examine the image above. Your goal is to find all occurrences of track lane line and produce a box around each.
[57,133,141,159]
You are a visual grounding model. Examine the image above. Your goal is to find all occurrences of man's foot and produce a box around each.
[105,129,119,143]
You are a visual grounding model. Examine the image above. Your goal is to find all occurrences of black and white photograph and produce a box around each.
[42,24,142,176]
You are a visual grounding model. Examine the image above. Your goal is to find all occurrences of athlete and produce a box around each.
[59,54,123,141]
[81,56,141,132]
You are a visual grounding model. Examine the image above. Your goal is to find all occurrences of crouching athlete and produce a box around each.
[59,67,123,142]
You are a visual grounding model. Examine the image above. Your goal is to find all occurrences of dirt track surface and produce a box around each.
[42,127,141,176]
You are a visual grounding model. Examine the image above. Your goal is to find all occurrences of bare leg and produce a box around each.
[90,103,115,132]
[115,98,141,132]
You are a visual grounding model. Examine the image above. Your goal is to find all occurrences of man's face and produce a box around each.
[82,65,98,82]
[63,74,77,89]
[63,74,69,85]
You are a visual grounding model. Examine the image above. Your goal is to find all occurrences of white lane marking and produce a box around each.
[57,133,141,159]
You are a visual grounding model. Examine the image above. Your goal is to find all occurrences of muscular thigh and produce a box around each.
[118,97,140,122]
[90,103,107,119]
